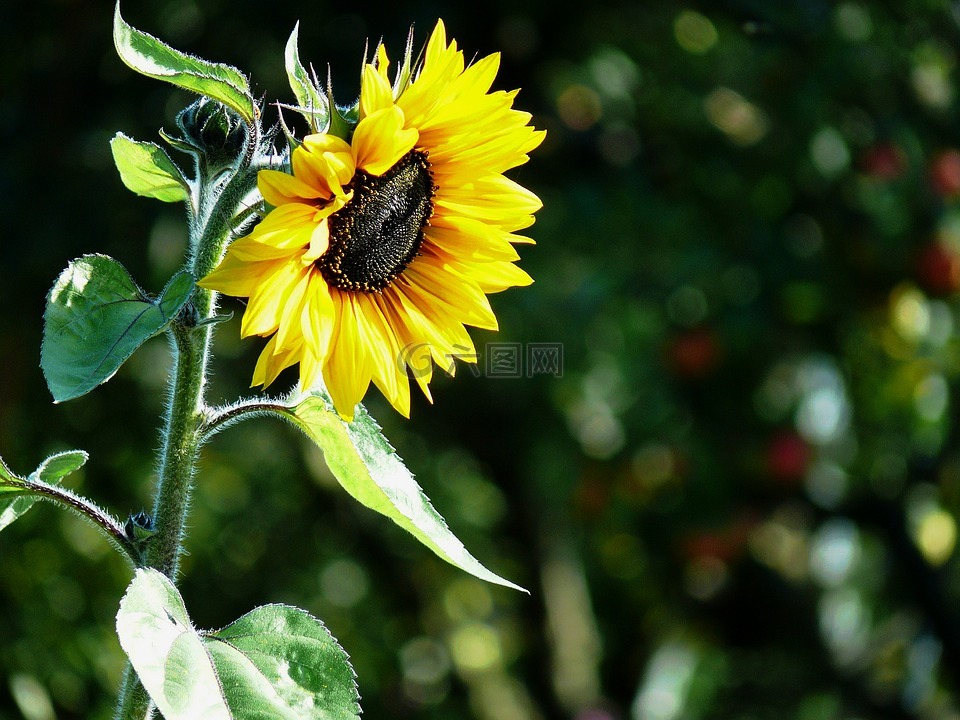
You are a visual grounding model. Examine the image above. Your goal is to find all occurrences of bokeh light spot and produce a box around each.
[673,11,718,54]
[810,127,850,177]
[705,88,769,146]
[557,84,603,131]
[915,509,956,566]
[449,623,502,674]
[833,3,872,42]
[319,558,370,608]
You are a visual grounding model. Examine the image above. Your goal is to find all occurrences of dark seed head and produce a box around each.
[317,150,435,292]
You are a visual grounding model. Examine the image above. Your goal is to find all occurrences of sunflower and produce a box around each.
[200,20,545,420]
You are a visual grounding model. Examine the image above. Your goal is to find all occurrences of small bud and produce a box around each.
[125,511,157,543]
[171,98,249,173]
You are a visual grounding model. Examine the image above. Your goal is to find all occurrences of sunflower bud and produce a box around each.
[124,511,157,543]
[172,97,248,173]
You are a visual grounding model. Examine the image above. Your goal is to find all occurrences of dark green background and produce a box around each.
[5,1,960,718]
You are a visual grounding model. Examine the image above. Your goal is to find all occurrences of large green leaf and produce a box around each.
[117,570,360,720]
[117,569,231,720]
[284,23,329,133]
[0,450,88,532]
[208,604,360,720]
[113,4,254,123]
[42,256,194,402]
[281,391,525,592]
[110,133,190,203]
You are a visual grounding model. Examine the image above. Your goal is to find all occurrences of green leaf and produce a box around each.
[0,494,36,533]
[29,450,89,484]
[208,604,360,720]
[117,570,361,720]
[110,133,190,202]
[113,4,254,123]
[0,454,16,485]
[42,256,195,403]
[282,391,526,592]
[284,23,329,133]
[117,569,231,720]
[0,450,88,532]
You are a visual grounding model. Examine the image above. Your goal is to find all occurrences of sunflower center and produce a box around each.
[318,150,435,292]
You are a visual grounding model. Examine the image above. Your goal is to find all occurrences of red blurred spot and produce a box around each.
[930,149,960,198]
[667,328,720,378]
[681,514,756,562]
[916,241,960,296]
[766,431,810,484]
[860,142,907,181]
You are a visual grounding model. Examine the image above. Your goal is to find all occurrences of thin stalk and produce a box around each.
[14,479,139,563]
[200,398,291,441]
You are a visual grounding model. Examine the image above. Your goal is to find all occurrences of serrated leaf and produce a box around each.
[113,4,254,123]
[209,604,360,720]
[42,256,195,403]
[284,23,329,133]
[110,133,190,202]
[117,569,231,720]
[118,570,361,720]
[282,391,525,592]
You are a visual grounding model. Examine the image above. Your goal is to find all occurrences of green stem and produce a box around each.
[200,397,291,441]
[113,147,261,720]
[14,479,139,563]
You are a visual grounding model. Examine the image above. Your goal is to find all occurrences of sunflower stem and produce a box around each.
[113,124,263,720]
[200,397,291,440]
[12,479,139,564]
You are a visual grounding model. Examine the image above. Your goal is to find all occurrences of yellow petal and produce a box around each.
[300,272,336,364]
[360,62,395,118]
[272,268,313,352]
[293,139,356,199]
[376,290,435,402]
[245,204,322,251]
[199,253,276,298]
[352,107,419,176]
[258,169,326,207]
[324,293,374,420]
[376,44,390,81]
[241,260,309,337]
[355,294,411,417]
[402,259,499,330]
[301,220,331,264]
[298,343,323,392]
[390,280,475,364]
[423,218,521,262]
[467,260,534,293]
[253,335,301,388]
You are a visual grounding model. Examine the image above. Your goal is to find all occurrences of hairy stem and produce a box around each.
[15,479,139,563]
[113,141,261,720]
[200,397,290,440]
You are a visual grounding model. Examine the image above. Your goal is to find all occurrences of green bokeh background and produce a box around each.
[6,1,960,718]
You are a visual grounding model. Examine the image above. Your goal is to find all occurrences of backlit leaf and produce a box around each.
[280,390,525,592]
[42,256,194,402]
[113,4,254,123]
[111,133,190,202]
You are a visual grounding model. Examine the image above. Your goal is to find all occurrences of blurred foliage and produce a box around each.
[9,0,960,718]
